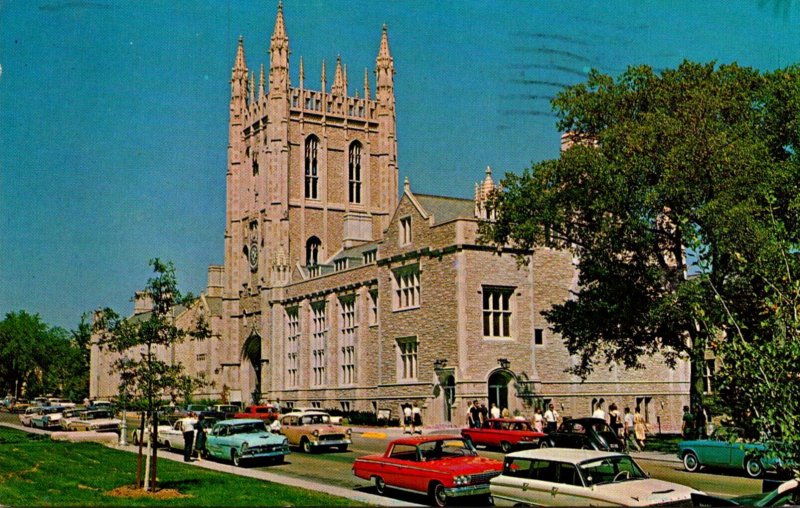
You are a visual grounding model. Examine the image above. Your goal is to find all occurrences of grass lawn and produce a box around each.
[644,434,683,455]
[0,427,362,506]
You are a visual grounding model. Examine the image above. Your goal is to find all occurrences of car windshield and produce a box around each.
[418,439,478,460]
[229,422,268,435]
[579,456,647,486]
[85,410,111,420]
[42,407,62,414]
[301,414,330,425]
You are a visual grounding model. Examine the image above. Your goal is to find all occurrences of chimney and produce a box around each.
[133,291,154,315]
[207,265,224,298]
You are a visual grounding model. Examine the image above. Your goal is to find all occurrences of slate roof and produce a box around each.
[414,193,475,225]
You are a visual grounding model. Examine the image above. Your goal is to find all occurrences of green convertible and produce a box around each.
[678,427,781,478]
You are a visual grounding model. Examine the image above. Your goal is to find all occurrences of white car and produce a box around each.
[490,448,701,507]
[157,418,197,451]
[65,409,122,432]
[47,398,76,409]
[18,406,43,427]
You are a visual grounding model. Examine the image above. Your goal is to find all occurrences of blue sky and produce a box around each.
[2,0,800,330]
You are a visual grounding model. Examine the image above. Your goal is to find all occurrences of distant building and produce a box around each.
[91,3,689,431]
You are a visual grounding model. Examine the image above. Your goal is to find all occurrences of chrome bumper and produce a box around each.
[444,484,491,498]
[312,438,352,447]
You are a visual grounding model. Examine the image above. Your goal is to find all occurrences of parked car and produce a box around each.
[678,427,781,478]
[18,406,43,426]
[210,404,240,418]
[292,406,343,424]
[539,417,626,452]
[60,408,86,430]
[234,404,281,422]
[204,418,290,466]
[692,478,799,507]
[353,435,503,507]
[157,418,197,450]
[491,448,701,506]
[47,398,76,409]
[9,401,31,414]
[186,404,207,413]
[462,418,545,453]
[88,400,114,410]
[65,409,122,432]
[30,405,66,429]
[278,410,352,452]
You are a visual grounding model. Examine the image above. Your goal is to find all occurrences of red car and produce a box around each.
[352,434,503,507]
[461,418,545,453]
[233,405,280,422]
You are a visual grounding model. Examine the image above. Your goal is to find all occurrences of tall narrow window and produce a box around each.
[311,302,327,386]
[286,307,300,387]
[306,236,321,267]
[397,337,418,380]
[339,296,356,385]
[393,265,420,310]
[349,141,362,204]
[399,217,412,245]
[703,359,716,394]
[368,290,379,325]
[483,287,513,338]
[305,136,319,199]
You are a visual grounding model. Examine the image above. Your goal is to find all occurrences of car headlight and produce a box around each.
[241,441,249,452]
[312,429,319,437]
[454,475,469,486]
[346,428,352,435]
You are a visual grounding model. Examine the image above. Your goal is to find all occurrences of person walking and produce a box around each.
[180,412,197,462]
[681,405,695,439]
[544,403,559,433]
[490,403,501,419]
[412,402,423,434]
[403,403,413,434]
[608,403,621,438]
[480,403,489,427]
[623,406,639,451]
[501,407,510,419]
[194,413,207,460]
[633,407,647,450]
[468,400,481,428]
[592,399,606,421]
[533,407,544,433]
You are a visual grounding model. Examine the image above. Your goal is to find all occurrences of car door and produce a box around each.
[703,429,734,467]
[726,429,747,468]
[384,444,417,490]
[493,457,542,505]
[551,463,589,506]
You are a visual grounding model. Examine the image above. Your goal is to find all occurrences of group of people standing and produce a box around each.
[592,399,648,451]
[178,411,209,462]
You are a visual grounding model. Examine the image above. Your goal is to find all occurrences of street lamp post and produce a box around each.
[119,410,128,446]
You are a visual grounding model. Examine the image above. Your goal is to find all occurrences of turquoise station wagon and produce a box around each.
[204,418,290,466]
[678,427,780,478]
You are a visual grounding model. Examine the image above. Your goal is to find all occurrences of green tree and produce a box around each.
[93,259,210,491]
[481,61,800,465]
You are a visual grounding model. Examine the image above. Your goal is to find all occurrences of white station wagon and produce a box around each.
[490,448,700,507]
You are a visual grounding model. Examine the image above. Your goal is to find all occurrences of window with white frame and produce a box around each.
[311,302,327,386]
[393,265,420,310]
[341,401,351,412]
[305,136,319,199]
[311,401,321,409]
[482,286,513,338]
[286,307,300,387]
[397,337,418,380]
[703,359,716,394]
[349,141,362,204]
[399,216,411,245]
[368,290,379,325]
[339,296,356,385]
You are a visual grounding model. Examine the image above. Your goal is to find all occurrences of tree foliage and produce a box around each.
[481,61,800,465]
[0,311,89,401]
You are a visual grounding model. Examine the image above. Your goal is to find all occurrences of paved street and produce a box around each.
[0,412,767,505]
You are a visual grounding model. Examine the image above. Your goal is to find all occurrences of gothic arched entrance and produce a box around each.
[241,331,262,403]
[488,370,514,412]
[443,375,456,422]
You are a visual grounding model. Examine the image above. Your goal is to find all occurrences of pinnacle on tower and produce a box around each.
[376,24,393,71]
[259,64,265,100]
[249,71,255,102]
[269,0,289,92]
[299,56,305,88]
[376,24,394,100]
[272,0,287,45]
[364,67,370,101]
[332,55,344,96]
[321,59,327,92]
[233,35,247,73]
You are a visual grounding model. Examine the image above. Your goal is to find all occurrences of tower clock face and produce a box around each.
[248,242,259,271]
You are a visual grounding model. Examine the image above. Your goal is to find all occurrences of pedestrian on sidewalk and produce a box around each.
[634,407,647,450]
[194,413,207,460]
[490,403,501,419]
[412,402,422,434]
[623,407,640,451]
[544,403,559,433]
[402,403,413,434]
[533,407,544,433]
[180,411,197,462]
[468,400,481,428]
[592,398,606,421]
[608,403,621,438]
[681,405,695,439]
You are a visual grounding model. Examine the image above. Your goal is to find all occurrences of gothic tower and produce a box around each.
[222,2,399,402]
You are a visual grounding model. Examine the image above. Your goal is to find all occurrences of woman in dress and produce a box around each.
[633,407,647,450]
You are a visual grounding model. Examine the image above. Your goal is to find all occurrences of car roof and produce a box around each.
[390,434,465,446]
[283,410,330,417]
[505,448,627,464]
[488,418,530,423]
[217,418,263,425]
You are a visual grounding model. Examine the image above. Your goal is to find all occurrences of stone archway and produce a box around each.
[443,375,456,423]
[241,331,262,403]
[487,369,515,413]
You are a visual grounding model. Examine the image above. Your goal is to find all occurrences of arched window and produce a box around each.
[348,141,362,204]
[305,136,319,199]
[306,236,321,266]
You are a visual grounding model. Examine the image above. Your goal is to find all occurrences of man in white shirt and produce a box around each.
[180,412,197,462]
[490,403,501,419]
[623,406,639,451]
[544,403,559,433]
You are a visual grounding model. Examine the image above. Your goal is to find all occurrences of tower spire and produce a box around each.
[299,56,305,89]
[231,36,248,104]
[364,67,370,101]
[249,71,255,103]
[321,59,327,92]
[269,0,289,93]
[332,55,344,96]
[376,24,395,101]
[259,64,265,100]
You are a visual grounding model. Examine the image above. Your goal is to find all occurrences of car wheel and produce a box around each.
[132,432,140,446]
[500,441,513,453]
[273,454,285,465]
[539,440,550,449]
[232,449,241,467]
[430,482,448,507]
[683,451,701,472]
[374,476,386,495]
[301,439,312,453]
[337,444,349,452]
[745,457,764,478]
[163,441,170,450]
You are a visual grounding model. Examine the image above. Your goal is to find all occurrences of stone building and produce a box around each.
[91,3,690,431]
